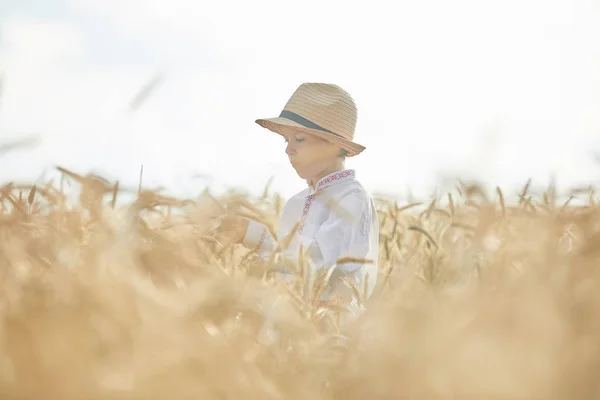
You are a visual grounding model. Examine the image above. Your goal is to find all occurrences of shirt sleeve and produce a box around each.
[241,219,276,258]
[241,196,297,260]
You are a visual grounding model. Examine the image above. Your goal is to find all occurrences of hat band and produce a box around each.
[279,110,342,138]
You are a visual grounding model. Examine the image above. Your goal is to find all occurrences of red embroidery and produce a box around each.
[298,194,316,234]
[257,229,267,250]
[298,170,355,234]
[315,170,355,192]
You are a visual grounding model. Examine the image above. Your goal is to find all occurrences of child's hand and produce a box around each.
[216,216,249,244]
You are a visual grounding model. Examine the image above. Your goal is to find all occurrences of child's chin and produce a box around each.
[293,170,307,180]
[295,168,312,179]
[290,163,306,178]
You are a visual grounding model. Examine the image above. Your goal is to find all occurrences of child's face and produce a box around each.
[279,126,341,180]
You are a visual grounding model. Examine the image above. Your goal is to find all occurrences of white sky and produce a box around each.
[1,0,599,201]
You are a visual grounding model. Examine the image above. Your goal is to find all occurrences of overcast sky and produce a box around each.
[1,0,599,201]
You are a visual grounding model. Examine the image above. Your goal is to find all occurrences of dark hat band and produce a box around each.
[279,110,342,138]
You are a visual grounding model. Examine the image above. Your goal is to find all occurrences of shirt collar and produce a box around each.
[308,169,356,194]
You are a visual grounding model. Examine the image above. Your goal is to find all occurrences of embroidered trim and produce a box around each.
[315,169,355,192]
[298,169,355,234]
[257,229,267,250]
[298,194,316,234]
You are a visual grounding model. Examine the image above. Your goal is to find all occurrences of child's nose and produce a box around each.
[285,141,296,155]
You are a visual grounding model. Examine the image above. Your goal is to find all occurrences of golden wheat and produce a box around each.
[0,166,597,399]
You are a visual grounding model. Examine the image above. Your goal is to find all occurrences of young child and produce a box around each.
[221,82,379,318]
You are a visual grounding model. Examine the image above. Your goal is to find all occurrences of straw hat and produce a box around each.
[255,82,366,157]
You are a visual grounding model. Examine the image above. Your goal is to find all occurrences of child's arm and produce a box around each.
[241,219,277,258]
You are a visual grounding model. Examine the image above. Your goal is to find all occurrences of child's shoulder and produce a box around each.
[337,178,373,201]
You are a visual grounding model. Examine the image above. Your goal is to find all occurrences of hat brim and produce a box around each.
[255,117,366,157]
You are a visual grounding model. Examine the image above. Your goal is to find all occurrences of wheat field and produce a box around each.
[0,165,598,399]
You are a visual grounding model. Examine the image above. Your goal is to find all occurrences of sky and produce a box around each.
[1,0,599,201]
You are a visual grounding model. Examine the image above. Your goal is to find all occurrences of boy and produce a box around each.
[221,82,379,317]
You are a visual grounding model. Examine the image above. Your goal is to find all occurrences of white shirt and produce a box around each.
[242,169,379,315]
